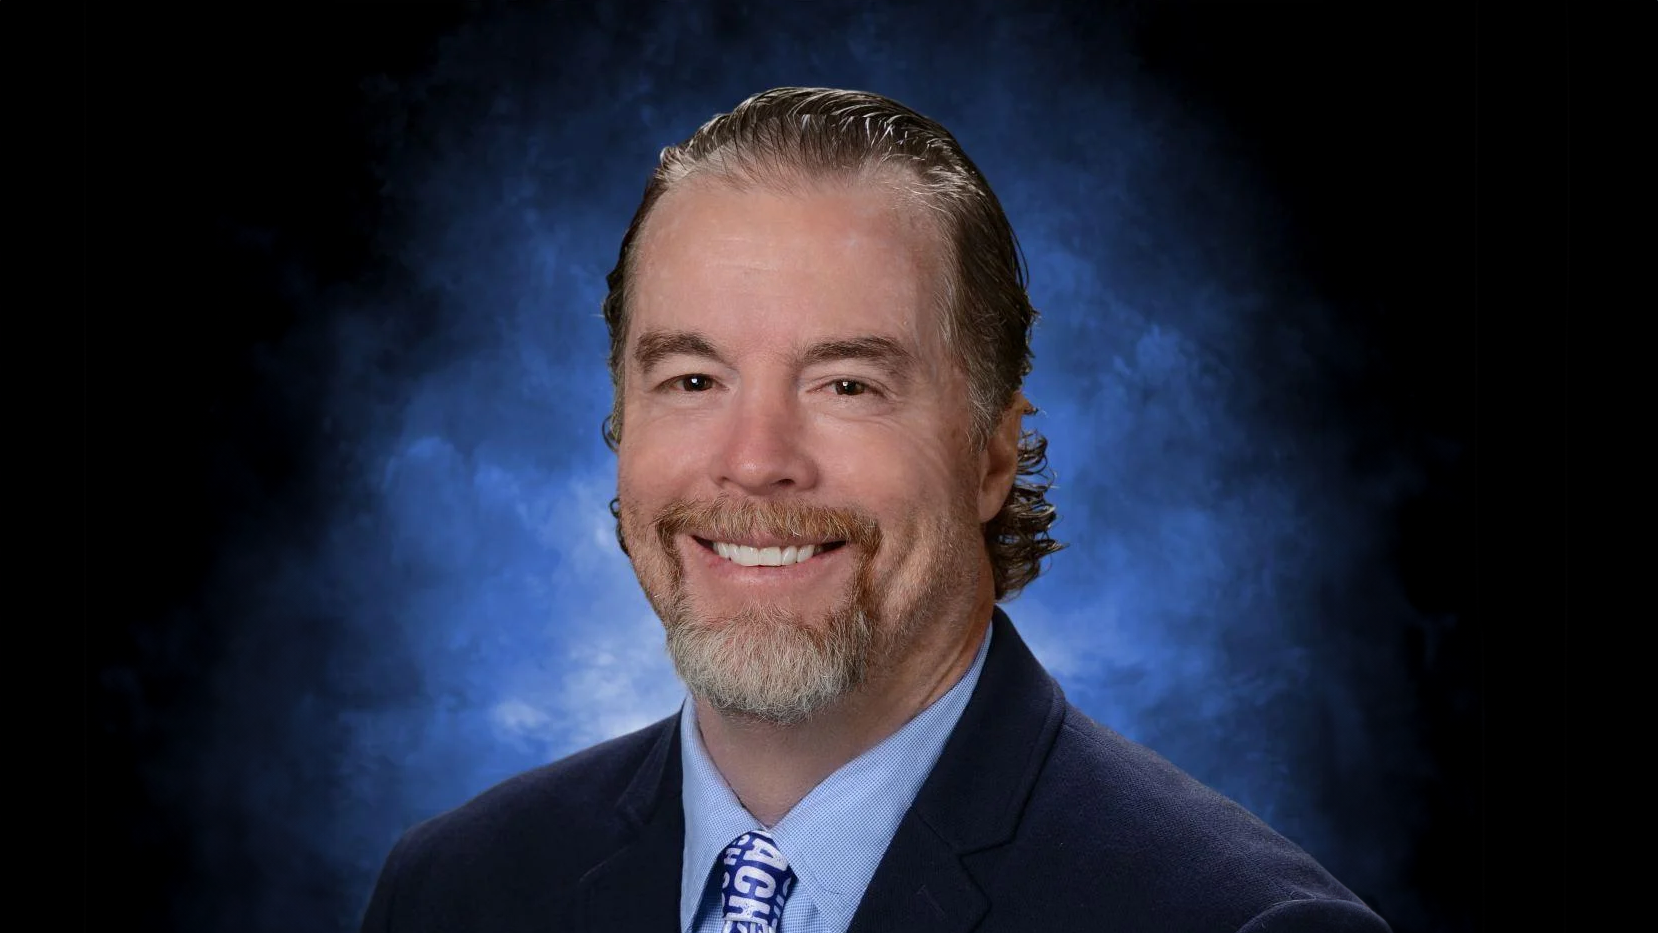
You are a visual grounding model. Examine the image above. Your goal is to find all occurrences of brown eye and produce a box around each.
[832,379,867,396]
[676,374,715,392]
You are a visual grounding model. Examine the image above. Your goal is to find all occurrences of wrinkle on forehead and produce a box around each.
[641,167,944,265]
[628,169,956,369]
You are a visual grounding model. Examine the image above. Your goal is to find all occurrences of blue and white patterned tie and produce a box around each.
[717,830,797,933]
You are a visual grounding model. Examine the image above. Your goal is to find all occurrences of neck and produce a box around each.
[692,571,997,827]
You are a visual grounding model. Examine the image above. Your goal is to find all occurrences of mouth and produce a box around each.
[691,536,848,568]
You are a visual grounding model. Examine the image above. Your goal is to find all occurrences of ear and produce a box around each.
[978,392,1027,524]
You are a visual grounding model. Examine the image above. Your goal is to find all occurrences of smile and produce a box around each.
[694,537,847,567]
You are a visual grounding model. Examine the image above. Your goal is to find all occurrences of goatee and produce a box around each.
[639,496,884,726]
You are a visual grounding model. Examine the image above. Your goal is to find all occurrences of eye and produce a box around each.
[831,379,869,397]
[671,374,717,392]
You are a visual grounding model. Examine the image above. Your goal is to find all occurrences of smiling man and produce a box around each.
[360,88,1392,933]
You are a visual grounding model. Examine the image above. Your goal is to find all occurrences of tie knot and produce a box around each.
[717,830,797,933]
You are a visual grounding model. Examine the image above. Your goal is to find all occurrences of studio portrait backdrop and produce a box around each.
[90,2,1476,932]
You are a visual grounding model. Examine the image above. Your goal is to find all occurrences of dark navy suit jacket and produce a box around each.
[360,609,1392,931]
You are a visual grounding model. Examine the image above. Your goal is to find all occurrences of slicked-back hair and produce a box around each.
[601,87,1062,600]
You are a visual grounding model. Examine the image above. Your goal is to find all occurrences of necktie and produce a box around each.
[717,830,797,933]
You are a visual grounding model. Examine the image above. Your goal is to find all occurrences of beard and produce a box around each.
[664,590,876,726]
[624,495,900,726]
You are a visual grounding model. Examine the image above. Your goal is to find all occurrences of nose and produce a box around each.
[714,385,819,495]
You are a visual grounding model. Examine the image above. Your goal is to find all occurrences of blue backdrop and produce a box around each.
[91,3,1477,932]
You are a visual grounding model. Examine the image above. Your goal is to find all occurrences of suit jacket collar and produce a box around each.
[909,607,1067,851]
[847,607,1067,932]
[578,607,1065,932]
[577,708,685,928]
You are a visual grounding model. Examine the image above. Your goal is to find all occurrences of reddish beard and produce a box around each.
[638,496,886,724]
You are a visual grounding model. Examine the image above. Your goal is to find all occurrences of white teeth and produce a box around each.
[710,542,822,566]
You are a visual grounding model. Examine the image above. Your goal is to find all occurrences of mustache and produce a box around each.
[653,496,882,555]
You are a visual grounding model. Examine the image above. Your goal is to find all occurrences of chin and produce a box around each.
[663,597,875,725]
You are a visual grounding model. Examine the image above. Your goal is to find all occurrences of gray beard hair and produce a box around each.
[629,493,978,727]
[662,590,877,726]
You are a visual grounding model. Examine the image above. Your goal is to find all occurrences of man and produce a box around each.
[360,87,1391,933]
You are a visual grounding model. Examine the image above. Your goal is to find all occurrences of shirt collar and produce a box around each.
[678,621,993,932]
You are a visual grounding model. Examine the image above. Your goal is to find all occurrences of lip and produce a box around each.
[682,534,851,587]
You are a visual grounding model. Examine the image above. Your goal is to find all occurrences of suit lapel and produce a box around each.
[844,816,987,932]
[576,713,686,930]
[847,609,1068,933]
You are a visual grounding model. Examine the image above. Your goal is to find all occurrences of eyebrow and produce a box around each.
[799,335,916,374]
[633,329,728,373]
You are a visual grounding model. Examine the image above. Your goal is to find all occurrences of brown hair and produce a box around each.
[601,87,1062,600]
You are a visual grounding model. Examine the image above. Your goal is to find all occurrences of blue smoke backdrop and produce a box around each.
[90,2,1476,932]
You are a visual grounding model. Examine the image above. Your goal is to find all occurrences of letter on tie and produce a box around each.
[732,865,776,899]
[724,896,772,922]
[746,837,788,870]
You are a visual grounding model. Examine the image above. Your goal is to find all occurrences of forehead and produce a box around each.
[627,175,950,355]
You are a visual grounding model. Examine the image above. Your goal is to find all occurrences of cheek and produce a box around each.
[618,424,700,499]
[819,424,975,526]
[618,383,705,467]
[851,420,974,495]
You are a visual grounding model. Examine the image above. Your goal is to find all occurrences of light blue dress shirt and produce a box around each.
[678,622,993,933]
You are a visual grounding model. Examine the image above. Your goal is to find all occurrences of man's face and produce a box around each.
[615,175,1005,724]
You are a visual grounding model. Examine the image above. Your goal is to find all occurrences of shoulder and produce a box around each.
[1038,706,1292,854]
[1003,705,1390,932]
[360,714,677,932]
